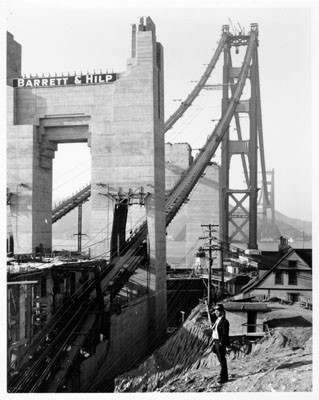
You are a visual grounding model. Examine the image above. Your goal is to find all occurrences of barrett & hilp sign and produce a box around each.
[13,73,117,88]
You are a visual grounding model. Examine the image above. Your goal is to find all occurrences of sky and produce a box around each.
[2,0,317,223]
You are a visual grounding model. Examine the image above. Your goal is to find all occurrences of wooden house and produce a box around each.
[240,248,312,303]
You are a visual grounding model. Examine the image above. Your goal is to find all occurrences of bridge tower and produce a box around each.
[220,24,262,250]
[258,168,278,240]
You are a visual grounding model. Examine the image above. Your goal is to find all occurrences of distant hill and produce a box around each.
[274,210,312,240]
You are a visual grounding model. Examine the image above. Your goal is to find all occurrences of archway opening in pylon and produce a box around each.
[52,143,91,252]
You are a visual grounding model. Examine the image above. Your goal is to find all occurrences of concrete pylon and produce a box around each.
[7,16,167,342]
[90,17,165,261]
[7,18,165,260]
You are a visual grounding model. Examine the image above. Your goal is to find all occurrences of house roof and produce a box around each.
[294,249,312,267]
[240,276,258,293]
[258,249,312,270]
[241,247,312,294]
[258,251,282,270]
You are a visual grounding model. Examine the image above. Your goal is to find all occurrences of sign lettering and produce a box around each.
[13,73,117,88]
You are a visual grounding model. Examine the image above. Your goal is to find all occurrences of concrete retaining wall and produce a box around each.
[80,295,150,391]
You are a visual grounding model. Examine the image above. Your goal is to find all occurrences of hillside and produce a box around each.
[114,303,312,393]
[275,210,312,240]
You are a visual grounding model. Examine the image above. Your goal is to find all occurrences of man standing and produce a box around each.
[211,303,230,383]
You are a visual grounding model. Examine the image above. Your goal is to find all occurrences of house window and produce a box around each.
[288,260,297,268]
[288,271,298,285]
[275,271,283,285]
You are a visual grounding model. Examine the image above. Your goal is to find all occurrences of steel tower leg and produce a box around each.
[248,47,258,249]
[220,44,231,250]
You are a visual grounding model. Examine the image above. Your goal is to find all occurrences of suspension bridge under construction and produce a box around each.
[6,17,278,392]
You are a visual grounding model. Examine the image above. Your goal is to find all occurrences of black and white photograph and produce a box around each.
[1,0,317,397]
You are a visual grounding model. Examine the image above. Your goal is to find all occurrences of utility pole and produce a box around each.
[201,223,220,306]
[220,240,224,296]
[78,203,82,252]
[73,204,88,253]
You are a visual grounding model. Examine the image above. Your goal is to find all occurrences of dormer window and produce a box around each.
[288,260,297,268]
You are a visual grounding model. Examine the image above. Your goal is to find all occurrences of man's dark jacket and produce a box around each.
[212,316,230,347]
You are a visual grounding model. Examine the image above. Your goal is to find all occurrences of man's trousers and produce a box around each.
[213,340,228,382]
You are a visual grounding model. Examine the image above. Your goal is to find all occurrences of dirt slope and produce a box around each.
[114,303,312,393]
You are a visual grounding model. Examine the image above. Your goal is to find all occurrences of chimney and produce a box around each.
[278,236,290,254]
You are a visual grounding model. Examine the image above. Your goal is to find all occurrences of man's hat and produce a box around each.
[214,303,225,311]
